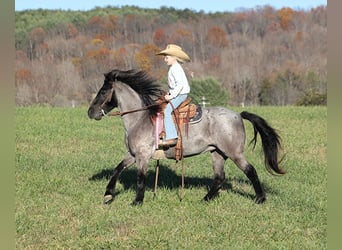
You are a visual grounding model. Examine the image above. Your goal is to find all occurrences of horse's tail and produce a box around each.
[240,111,286,175]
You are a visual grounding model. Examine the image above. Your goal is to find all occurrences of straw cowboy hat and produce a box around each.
[156,44,190,62]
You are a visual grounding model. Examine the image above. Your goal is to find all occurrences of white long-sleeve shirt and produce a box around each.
[167,62,190,99]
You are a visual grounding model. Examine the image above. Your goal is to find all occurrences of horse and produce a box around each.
[88,69,285,205]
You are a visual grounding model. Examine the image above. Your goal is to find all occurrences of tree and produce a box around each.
[153,28,167,47]
[27,27,46,60]
[207,26,228,47]
[189,77,229,106]
[134,44,161,74]
[278,7,294,30]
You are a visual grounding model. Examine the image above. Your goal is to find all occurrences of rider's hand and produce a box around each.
[164,94,173,101]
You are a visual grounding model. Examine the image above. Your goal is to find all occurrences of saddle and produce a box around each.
[153,97,202,160]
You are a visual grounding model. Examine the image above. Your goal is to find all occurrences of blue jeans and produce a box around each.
[164,94,188,140]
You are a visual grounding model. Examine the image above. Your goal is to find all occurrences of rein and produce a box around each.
[103,103,160,117]
[170,101,186,200]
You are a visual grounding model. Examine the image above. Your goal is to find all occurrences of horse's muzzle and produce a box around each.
[88,107,103,120]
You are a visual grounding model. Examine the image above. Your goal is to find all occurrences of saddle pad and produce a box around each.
[188,105,202,124]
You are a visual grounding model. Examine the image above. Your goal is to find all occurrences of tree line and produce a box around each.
[15,5,327,106]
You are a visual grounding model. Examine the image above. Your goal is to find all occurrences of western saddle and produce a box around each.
[153,97,201,160]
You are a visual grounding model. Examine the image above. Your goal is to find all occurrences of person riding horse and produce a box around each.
[156,44,191,147]
[88,69,286,205]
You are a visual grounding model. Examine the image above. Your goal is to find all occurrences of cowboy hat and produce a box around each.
[156,44,190,62]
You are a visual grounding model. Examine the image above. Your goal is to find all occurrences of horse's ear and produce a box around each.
[104,70,120,81]
[104,72,115,82]
[110,70,120,81]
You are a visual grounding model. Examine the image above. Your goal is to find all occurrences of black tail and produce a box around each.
[240,111,286,175]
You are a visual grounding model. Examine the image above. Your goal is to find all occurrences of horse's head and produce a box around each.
[88,71,119,120]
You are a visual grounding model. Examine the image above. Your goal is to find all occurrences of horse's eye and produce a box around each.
[100,89,109,95]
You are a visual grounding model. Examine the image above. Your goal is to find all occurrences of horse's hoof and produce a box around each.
[131,200,143,206]
[104,194,113,204]
[202,192,219,202]
[202,195,210,202]
[255,196,266,204]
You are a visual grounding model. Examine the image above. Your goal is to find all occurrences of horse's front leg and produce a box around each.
[104,153,135,204]
[132,157,149,206]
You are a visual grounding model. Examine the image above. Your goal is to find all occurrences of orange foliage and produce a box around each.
[71,57,82,69]
[16,50,28,62]
[67,23,78,38]
[278,7,294,30]
[294,31,304,42]
[135,44,161,73]
[135,52,152,72]
[87,15,117,36]
[86,48,110,62]
[91,38,105,46]
[266,21,280,32]
[153,28,166,46]
[207,26,228,47]
[140,44,160,58]
[176,28,192,39]
[38,42,49,50]
[15,69,33,84]
[107,14,118,30]
[94,34,111,42]
[170,28,193,45]
[233,12,247,22]
[87,16,102,26]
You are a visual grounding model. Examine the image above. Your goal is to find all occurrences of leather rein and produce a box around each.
[102,103,161,117]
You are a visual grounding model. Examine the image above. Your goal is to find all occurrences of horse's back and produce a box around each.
[206,106,243,127]
[178,106,245,155]
[203,107,246,156]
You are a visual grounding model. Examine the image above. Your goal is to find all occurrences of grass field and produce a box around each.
[15,106,327,249]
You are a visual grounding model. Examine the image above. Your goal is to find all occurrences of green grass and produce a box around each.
[15,106,327,249]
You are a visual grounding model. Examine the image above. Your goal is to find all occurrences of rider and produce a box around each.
[156,44,191,147]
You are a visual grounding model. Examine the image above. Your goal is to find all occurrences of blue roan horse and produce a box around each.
[88,69,285,205]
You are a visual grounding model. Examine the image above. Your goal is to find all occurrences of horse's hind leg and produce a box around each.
[204,151,227,201]
[233,154,266,203]
[104,153,135,204]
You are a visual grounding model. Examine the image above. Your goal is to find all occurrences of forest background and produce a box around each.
[15,5,327,107]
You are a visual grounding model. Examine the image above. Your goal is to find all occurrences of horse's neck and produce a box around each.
[115,82,149,130]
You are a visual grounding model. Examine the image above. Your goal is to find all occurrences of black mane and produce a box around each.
[105,69,164,115]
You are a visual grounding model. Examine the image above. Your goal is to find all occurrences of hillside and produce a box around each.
[15,5,327,106]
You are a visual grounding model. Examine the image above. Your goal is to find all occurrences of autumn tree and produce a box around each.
[278,7,294,30]
[153,28,167,47]
[27,27,46,60]
[134,44,161,74]
[207,26,228,47]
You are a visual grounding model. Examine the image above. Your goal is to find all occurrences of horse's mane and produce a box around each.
[105,69,164,116]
